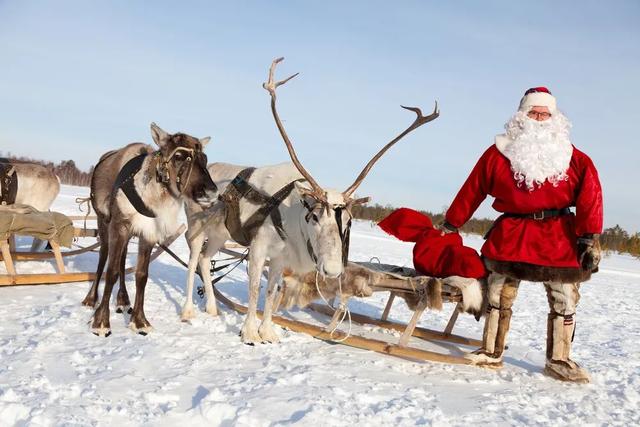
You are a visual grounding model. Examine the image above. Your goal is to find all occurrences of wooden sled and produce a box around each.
[0,221,186,286]
[208,247,481,365]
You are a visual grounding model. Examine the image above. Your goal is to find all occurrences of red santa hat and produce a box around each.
[519,86,557,113]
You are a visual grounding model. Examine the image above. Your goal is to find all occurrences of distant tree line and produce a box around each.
[0,152,93,187]
[352,203,640,259]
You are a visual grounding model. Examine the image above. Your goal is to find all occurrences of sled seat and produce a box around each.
[0,204,74,275]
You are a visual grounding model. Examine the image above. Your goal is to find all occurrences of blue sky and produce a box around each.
[1,1,639,232]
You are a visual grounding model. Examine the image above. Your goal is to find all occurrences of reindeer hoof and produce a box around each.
[258,325,281,344]
[81,299,96,308]
[244,342,255,347]
[129,322,153,335]
[91,327,111,338]
[240,327,262,346]
[205,304,218,317]
[181,305,196,321]
[116,305,131,314]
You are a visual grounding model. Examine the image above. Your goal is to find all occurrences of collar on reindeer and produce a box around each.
[114,154,156,218]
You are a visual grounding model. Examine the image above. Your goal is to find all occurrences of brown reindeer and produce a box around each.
[83,123,217,337]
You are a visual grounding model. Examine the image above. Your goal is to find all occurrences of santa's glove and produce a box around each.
[577,234,601,271]
[435,221,458,236]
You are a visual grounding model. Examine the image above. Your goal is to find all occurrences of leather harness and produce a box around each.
[0,162,18,205]
[219,167,352,267]
[219,167,303,247]
[113,154,157,218]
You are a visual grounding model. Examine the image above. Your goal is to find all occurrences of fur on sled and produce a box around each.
[280,263,444,312]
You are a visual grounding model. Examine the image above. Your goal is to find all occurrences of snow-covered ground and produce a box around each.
[1,185,639,426]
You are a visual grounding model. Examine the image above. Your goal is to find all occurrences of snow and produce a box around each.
[0,185,639,426]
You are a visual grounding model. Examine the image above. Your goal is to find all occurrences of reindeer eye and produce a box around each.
[311,213,319,222]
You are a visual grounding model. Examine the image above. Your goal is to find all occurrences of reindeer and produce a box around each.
[0,159,60,211]
[1,159,60,250]
[83,123,218,337]
[182,58,439,345]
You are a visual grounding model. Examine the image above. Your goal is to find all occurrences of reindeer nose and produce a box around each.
[195,188,217,207]
[321,261,343,279]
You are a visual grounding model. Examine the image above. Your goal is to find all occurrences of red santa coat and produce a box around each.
[445,141,603,275]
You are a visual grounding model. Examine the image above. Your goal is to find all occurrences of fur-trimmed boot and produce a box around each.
[466,274,519,368]
[543,283,590,383]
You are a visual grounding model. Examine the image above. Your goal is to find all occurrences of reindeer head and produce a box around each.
[263,58,439,278]
[150,123,218,206]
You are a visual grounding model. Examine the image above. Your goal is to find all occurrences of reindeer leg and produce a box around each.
[200,235,227,317]
[241,241,266,345]
[200,217,230,317]
[129,239,155,335]
[116,237,132,314]
[259,254,284,343]
[91,224,128,337]
[82,219,109,307]
[181,232,205,321]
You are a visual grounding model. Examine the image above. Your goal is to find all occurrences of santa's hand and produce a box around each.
[577,234,601,271]
[435,221,458,236]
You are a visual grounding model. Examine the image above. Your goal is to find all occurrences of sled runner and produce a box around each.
[0,207,184,286]
[165,244,483,365]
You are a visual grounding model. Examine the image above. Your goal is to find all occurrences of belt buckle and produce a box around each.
[533,211,545,220]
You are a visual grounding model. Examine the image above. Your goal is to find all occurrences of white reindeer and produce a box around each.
[182,58,439,345]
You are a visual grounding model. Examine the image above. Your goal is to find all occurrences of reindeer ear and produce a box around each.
[199,136,211,147]
[150,122,170,148]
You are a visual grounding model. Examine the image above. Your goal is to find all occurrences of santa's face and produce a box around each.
[527,106,552,121]
[502,107,573,191]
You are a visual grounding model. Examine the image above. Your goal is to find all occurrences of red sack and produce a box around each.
[378,208,486,279]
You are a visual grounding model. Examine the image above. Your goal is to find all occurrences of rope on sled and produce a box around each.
[314,271,352,342]
[75,197,92,235]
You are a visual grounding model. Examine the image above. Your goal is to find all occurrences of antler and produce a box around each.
[263,57,325,200]
[343,102,439,198]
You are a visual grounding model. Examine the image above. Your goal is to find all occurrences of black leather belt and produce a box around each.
[503,207,572,221]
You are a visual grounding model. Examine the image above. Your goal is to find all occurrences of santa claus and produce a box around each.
[441,87,603,383]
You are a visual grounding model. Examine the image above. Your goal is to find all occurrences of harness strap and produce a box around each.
[113,154,156,218]
[0,162,18,206]
[306,239,318,264]
[219,167,303,247]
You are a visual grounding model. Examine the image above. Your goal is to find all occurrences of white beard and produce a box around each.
[502,110,573,191]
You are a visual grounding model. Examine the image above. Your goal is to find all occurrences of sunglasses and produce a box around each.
[527,111,552,120]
